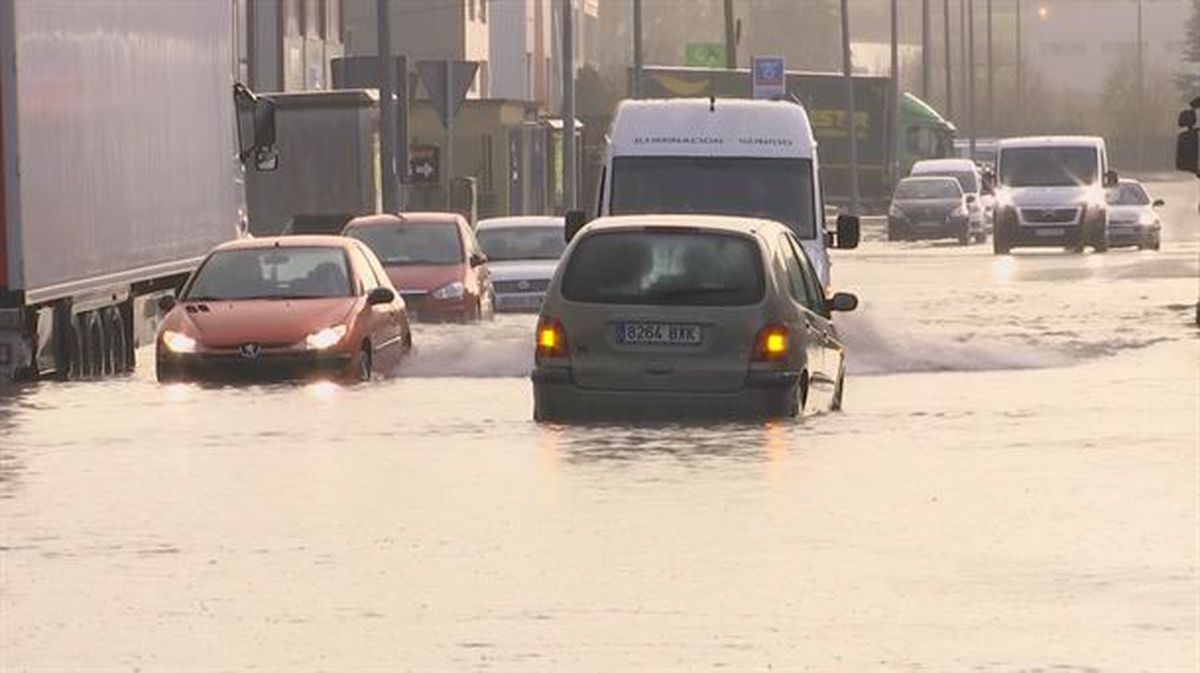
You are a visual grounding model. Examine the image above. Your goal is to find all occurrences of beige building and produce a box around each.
[343,0,492,98]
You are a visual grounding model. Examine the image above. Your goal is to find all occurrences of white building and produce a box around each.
[1026,0,1188,96]
[489,0,600,110]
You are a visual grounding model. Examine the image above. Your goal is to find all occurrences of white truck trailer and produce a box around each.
[0,0,276,380]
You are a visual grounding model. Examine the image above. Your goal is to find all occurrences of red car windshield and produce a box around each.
[184,247,352,300]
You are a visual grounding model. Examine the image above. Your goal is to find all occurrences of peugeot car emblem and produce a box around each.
[239,343,261,359]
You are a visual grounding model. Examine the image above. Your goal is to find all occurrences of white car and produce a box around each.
[475,216,565,312]
[532,214,858,422]
[1105,179,1163,250]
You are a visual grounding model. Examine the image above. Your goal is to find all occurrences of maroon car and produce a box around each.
[343,212,494,322]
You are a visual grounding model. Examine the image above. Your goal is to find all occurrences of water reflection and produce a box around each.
[542,420,808,465]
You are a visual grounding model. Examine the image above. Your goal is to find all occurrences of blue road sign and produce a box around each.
[752,56,786,99]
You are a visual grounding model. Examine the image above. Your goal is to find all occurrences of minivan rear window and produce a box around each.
[561,230,764,306]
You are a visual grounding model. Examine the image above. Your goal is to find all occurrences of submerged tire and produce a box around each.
[831,369,846,412]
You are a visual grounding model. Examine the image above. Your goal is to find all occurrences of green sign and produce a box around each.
[685,43,726,68]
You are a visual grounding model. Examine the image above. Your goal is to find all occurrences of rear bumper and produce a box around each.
[531,368,799,421]
[158,351,352,382]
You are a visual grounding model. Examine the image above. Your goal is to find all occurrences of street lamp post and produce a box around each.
[840,0,861,214]
[944,0,953,119]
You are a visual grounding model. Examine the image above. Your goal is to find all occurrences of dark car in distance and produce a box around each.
[887,176,976,245]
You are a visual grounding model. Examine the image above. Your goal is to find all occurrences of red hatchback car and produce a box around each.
[343,212,494,322]
[156,236,411,382]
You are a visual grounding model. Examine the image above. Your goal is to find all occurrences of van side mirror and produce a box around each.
[1152,198,1165,208]
[367,287,395,305]
[564,210,589,242]
[835,214,860,250]
[965,194,977,203]
[828,292,858,312]
[157,295,177,313]
[1103,169,1119,188]
[469,252,488,268]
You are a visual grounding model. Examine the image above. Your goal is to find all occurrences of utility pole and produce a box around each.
[840,0,861,214]
[968,0,976,158]
[724,0,736,69]
[922,0,931,100]
[562,0,577,211]
[944,0,953,119]
[1136,0,1145,168]
[987,0,994,135]
[632,0,643,98]
[376,0,399,213]
[959,0,966,122]
[444,59,454,208]
[1015,0,1022,135]
[891,0,899,181]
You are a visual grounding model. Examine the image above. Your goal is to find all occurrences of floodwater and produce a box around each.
[2,179,1197,671]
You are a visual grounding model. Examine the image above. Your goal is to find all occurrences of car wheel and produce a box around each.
[957,230,970,246]
[1150,237,1161,251]
[831,368,845,411]
[359,346,372,381]
[481,292,496,322]
[1093,235,1109,253]
[348,345,372,383]
[156,359,181,383]
[992,228,1010,255]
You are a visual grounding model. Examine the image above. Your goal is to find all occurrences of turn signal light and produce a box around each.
[536,317,568,359]
[753,324,789,362]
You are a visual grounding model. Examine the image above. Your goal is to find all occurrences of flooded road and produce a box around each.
[3,180,1198,671]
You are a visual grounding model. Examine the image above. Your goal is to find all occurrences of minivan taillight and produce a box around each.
[536,317,569,360]
[752,323,789,362]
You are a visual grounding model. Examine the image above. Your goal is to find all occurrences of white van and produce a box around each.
[992,136,1117,254]
[568,98,859,287]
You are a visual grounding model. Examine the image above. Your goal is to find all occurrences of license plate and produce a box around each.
[1034,227,1064,237]
[616,322,702,346]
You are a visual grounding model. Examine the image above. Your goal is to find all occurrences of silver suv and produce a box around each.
[531,215,858,422]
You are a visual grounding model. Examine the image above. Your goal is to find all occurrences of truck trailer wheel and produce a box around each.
[103,307,131,374]
[58,315,85,381]
[80,311,108,378]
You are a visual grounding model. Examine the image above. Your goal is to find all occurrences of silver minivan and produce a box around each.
[531,215,858,422]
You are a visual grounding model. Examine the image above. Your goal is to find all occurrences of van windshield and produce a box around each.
[561,230,764,306]
[610,157,817,239]
[998,147,1098,187]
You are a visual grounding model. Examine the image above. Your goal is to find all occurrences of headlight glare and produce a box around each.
[431,281,465,300]
[305,324,347,350]
[162,330,197,354]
